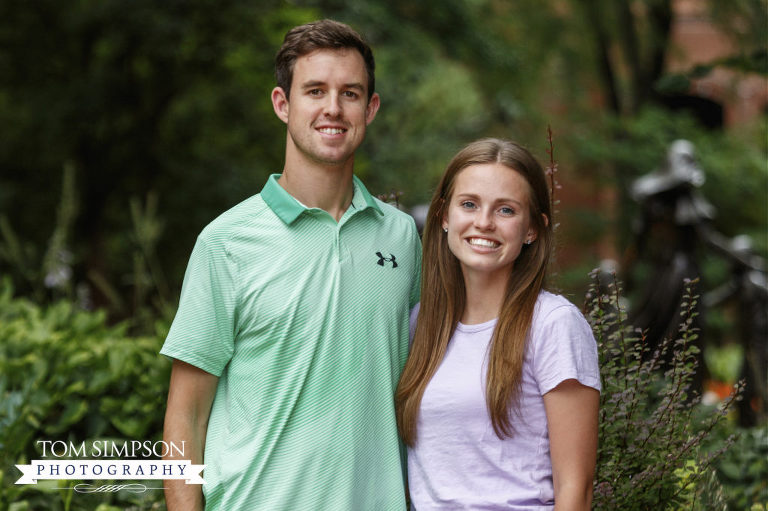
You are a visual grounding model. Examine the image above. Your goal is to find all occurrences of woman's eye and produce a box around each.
[499,207,515,215]
[460,201,476,209]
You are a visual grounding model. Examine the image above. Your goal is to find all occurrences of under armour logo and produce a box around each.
[376,252,398,268]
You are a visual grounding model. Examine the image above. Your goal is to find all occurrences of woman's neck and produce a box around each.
[461,270,510,325]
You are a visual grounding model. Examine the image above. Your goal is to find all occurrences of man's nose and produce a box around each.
[324,94,342,117]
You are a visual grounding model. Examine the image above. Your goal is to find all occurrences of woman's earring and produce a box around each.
[443,227,448,233]
[525,239,532,245]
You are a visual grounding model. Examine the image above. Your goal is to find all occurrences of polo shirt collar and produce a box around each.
[351,175,383,216]
[261,173,383,225]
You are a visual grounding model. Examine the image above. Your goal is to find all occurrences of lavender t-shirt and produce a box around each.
[407,291,601,510]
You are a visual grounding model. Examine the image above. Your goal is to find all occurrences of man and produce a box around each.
[160,19,421,510]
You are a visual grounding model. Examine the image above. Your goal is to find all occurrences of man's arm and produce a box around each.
[543,379,600,511]
[163,359,219,511]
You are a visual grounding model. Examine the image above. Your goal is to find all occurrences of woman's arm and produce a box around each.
[543,379,600,511]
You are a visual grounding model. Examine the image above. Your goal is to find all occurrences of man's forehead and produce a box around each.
[294,48,366,75]
[299,47,361,61]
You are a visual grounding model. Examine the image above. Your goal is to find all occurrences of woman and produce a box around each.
[397,138,600,510]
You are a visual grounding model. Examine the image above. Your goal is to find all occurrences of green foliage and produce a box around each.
[569,107,768,254]
[0,278,170,510]
[708,0,768,73]
[316,0,505,205]
[587,273,741,509]
[1,161,176,334]
[710,425,768,509]
[42,162,79,301]
[0,0,315,307]
[0,215,41,301]
[704,343,744,384]
[2,0,764,323]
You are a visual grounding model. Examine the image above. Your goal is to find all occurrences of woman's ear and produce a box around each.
[527,214,549,242]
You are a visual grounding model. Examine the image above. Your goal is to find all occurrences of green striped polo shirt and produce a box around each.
[161,173,421,510]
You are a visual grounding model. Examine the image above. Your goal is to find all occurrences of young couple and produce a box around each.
[161,19,600,510]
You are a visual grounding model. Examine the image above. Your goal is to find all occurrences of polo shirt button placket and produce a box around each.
[334,228,341,262]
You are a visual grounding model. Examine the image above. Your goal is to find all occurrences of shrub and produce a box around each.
[0,277,170,510]
[587,272,741,510]
[710,424,768,509]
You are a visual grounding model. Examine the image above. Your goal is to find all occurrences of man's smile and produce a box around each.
[317,127,347,135]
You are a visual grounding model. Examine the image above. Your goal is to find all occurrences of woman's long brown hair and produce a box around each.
[396,138,553,445]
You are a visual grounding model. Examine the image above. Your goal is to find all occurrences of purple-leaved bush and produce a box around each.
[586,272,742,509]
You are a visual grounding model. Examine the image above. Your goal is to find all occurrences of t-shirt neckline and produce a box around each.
[456,317,498,333]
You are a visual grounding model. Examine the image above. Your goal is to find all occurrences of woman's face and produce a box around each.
[442,163,536,282]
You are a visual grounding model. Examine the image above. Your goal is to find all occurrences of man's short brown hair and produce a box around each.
[275,19,375,101]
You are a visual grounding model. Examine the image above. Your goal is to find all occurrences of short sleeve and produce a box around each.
[160,233,237,377]
[531,303,601,396]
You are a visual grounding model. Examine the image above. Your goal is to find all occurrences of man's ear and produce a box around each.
[365,92,380,126]
[271,87,289,124]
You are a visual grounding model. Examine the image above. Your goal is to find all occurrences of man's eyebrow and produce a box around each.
[300,80,365,92]
[301,80,326,89]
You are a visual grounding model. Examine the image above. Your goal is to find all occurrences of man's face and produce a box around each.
[272,48,380,169]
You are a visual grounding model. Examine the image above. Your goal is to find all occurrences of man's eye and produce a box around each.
[308,89,323,96]
[342,91,358,98]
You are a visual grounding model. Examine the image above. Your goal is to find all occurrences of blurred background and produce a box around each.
[1,0,765,317]
[0,0,766,509]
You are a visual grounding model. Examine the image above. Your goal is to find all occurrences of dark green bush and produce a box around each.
[710,424,768,509]
[0,277,170,510]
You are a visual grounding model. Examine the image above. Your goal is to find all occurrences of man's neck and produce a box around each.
[278,158,355,222]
